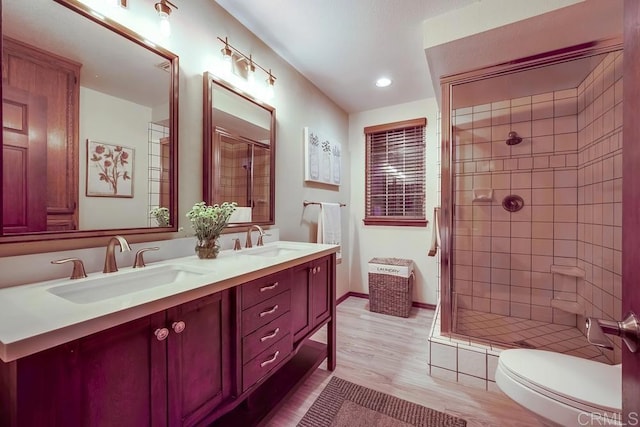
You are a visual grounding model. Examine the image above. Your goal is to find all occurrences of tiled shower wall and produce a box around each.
[251,146,270,222]
[220,141,250,206]
[452,88,580,326]
[451,50,623,345]
[147,122,170,225]
[576,51,623,364]
[219,141,271,222]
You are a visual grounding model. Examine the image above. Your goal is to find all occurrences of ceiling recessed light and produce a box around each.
[375,77,392,88]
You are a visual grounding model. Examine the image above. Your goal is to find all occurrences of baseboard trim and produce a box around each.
[336,291,436,310]
[335,292,353,306]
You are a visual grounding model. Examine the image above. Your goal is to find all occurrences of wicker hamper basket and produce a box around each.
[368,257,414,318]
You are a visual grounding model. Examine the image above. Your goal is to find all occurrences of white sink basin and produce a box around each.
[243,243,305,258]
[47,264,208,304]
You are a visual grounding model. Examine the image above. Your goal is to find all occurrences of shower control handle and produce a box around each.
[586,312,640,353]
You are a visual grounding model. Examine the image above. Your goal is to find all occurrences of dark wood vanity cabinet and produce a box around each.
[0,253,336,427]
[238,270,294,393]
[70,312,169,427]
[0,291,231,427]
[0,313,168,427]
[165,292,232,426]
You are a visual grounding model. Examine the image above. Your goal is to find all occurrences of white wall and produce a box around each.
[348,98,440,304]
[79,86,151,229]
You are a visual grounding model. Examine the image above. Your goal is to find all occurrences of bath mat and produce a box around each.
[297,376,466,427]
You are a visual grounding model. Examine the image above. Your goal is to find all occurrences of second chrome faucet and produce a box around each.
[103,235,131,273]
[245,224,270,248]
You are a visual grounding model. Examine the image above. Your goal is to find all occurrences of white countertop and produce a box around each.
[0,241,338,362]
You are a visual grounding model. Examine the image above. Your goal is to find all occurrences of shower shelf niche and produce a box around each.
[472,188,493,202]
[551,299,585,315]
[550,265,585,278]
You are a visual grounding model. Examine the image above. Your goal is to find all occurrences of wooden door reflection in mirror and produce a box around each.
[203,73,275,226]
[0,0,179,243]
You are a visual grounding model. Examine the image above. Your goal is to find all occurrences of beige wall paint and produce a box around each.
[348,98,440,305]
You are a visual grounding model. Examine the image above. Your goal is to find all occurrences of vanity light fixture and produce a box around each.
[154,0,177,37]
[216,36,277,96]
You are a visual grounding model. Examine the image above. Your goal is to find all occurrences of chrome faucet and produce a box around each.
[245,224,268,248]
[103,235,131,273]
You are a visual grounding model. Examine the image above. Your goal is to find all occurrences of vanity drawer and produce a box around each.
[241,271,290,309]
[242,333,293,392]
[243,311,291,362]
[242,290,291,335]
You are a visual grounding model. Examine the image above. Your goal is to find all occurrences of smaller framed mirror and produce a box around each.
[203,72,275,226]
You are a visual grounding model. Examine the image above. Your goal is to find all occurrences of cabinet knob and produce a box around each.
[172,321,186,334]
[154,327,170,341]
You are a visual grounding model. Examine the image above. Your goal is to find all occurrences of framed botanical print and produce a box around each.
[86,140,134,198]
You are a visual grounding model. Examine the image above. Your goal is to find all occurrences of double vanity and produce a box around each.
[0,241,338,427]
[0,0,332,425]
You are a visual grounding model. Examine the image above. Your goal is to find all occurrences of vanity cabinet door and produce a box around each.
[0,341,77,427]
[166,290,232,427]
[290,254,334,343]
[72,312,169,427]
[310,256,332,328]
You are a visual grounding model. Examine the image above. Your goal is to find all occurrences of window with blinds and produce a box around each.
[364,118,427,226]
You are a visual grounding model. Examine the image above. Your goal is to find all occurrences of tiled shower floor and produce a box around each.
[454,308,610,363]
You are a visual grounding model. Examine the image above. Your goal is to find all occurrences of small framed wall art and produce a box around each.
[86,140,134,198]
[303,127,341,186]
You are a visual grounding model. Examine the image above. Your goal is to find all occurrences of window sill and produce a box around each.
[363,218,427,227]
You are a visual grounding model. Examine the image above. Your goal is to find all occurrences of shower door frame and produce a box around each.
[439,37,623,336]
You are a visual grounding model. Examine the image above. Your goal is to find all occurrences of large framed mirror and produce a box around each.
[203,72,275,226]
[1,0,179,243]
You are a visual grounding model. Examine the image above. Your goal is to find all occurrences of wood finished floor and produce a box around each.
[266,296,543,427]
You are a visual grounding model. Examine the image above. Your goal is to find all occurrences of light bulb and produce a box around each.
[155,1,173,38]
[159,13,171,37]
[265,81,274,100]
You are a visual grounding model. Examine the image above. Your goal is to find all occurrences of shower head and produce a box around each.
[506,131,523,145]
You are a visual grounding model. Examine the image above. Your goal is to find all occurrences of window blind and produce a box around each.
[364,118,426,226]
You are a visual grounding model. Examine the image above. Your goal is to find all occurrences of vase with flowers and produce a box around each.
[186,201,237,259]
[150,206,170,227]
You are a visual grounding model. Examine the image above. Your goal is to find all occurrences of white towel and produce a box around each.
[428,207,441,257]
[229,207,252,223]
[317,202,342,260]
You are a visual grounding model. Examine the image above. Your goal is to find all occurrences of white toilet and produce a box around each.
[495,349,622,426]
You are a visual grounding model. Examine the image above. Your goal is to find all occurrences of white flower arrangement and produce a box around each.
[150,206,170,227]
[186,201,237,242]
